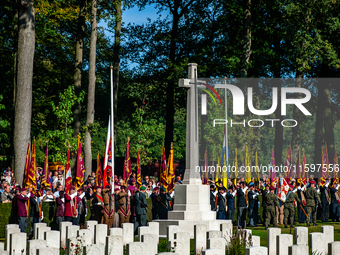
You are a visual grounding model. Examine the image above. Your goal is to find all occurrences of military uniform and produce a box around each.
[237,187,247,228]
[90,193,104,223]
[305,186,321,225]
[248,189,259,227]
[157,193,172,219]
[134,189,148,233]
[260,189,268,226]
[283,190,300,227]
[330,187,339,221]
[297,186,306,223]
[117,191,131,225]
[320,185,330,222]
[264,191,279,228]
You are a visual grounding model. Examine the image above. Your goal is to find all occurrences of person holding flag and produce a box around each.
[64,187,79,225]
[90,186,104,223]
[283,184,301,228]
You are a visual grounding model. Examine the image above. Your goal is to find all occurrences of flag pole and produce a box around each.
[224,78,228,187]
[110,66,115,193]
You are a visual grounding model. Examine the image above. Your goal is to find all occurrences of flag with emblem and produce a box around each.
[136,148,142,189]
[95,152,103,187]
[103,118,111,187]
[75,135,85,189]
[29,140,37,194]
[65,149,72,193]
[123,137,132,184]
[334,149,338,179]
[23,142,31,189]
[167,142,175,193]
[41,144,50,188]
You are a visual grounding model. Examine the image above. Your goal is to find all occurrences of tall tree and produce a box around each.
[14,0,35,185]
[240,0,251,78]
[84,0,98,176]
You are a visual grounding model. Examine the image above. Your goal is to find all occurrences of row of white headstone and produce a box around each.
[2,220,340,255]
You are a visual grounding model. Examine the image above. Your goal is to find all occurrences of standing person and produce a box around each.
[1,184,13,202]
[248,183,259,227]
[112,187,120,227]
[90,186,104,223]
[320,180,330,222]
[215,187,227,219]
[74,189,85,226]
[210,185,217,211]
[134,186,148,234]
[264,186,279,230]
[128,178,138,196]
[118,185,131,225]
[297,179,307,223]
[56,191,65,230]
[64,187,78,224]
[226,186,236,221]
[237,182,248,229]
[330,180,340,222]
[157,186,172,219]
[260,183,269,226]
[29,189,40,239]
[283,185,301,228]
[150,187,159,220]
[305,180,321,227]
[17,188,30,233]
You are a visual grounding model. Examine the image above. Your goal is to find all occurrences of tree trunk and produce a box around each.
[314,84,324,164]
[72,0,87,171]
[240,0,251,78]
[84,0,97,177]
[14,0,35,185]
[113,0,122,146]
[323,84,335,164]
[73,0,87,138]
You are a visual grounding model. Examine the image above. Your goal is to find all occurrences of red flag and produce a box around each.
[123,138,132,184]
[285,146,292,180]
[75,136,85,189]
[23,142,31,189]
[269,149,276,185]
[136,148,142,189]
[321,145,328,179]
[297,148,301,179]
[161,146,167,188]
[65,149,72,193]
[41,145,50,188]
[302,150,307,179]
[29,140,37,193]
[95,152,103,187]
[278,177,289,202]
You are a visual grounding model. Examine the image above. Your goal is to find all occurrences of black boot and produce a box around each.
[313,223,318,226]
[284,224,288,228]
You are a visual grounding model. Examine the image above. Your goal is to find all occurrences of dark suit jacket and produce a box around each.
[135,191,148,215]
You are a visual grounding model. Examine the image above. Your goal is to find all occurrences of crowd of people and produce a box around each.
[210,174,338,230]
[1,166,339,238]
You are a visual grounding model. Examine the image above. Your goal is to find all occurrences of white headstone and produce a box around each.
[60,221,72,248]
[37,247,59,255]
[207,230,221,239]
[294,227,308,246]
[167,225,179,242]
[138,226,151,241]
[67,225,80,241]
[33,223,47,240]
[0,243,4,251]
[207,238,226,254]
[202,249,224,255]
[156,253,179,255]
[106,235,123,255]
[78,229,92,246]
[95,224,107,245]
[28,240,47,255]
[45,230,60,249]
[10,232,26,255]
[195,224,207,255]
[37,226,51,240]
[126,242,148,255]
[277,234,293,255]
[5,224,19,231]
[310,232,325,255]
[220,222,233,244]
[109,228,123,237]
[142,234,158,255]
[252,236,260,247]
[288,245,309,255]
[0,251,8,255]
[171,232,190,255]
[322,225,334,255]
[86,244,105,255]
[5,227,19,251]
[267,228,281,255]
[122,223,134,245]
[246,246,268,255]
[328,241,340,255]
[148,222,160,241]
[86,220,98,244]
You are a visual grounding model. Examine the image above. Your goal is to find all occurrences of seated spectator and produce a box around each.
[1,184,13,203]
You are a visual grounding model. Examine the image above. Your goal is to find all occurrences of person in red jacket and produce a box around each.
[17,187,30,233]
[56,190,65,229]
[64,187,78,225]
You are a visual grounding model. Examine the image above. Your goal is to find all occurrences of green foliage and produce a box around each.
[36,86,85,165]
[225,228,252,255]
[0,95,10,162]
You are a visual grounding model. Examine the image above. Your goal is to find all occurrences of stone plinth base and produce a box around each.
[154,219,230,239]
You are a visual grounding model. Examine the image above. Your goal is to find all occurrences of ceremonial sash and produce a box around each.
[95,194,104,202]
[157,195,170,210]
[118,195,130,217]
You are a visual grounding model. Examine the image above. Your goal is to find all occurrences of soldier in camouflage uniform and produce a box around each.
[283,184,301,228]
[305,180,321,226]
[264,186,279,230]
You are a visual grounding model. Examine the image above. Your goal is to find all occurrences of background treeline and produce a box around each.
[1,0,340,183]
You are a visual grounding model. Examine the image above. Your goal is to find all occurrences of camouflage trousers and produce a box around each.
[283,205,295,225]
[306,206,317,224]
[265,207,277,228]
